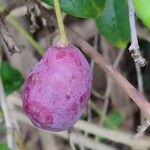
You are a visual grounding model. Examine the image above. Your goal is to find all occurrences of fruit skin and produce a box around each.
[22,44,92,131]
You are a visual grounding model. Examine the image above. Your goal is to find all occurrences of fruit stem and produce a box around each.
[54,0,68,45]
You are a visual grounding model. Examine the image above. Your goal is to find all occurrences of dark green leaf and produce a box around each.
[0,144,9,150]
[134,0,150,29]
[42,0,106,18]
[103,112,122,129]
[0,62,24,95]
[96,0,130,48]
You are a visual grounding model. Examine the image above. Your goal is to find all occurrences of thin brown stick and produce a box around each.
[66,28,150,118]
[13,111,150,149]
[0,15,20,53]
[135,62,144,125]
[100,49,125,126]
[68,129,77,150]
[127,0,146,67]
[134,120,150,138]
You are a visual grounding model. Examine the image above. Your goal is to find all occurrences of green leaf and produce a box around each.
[134,0,150,29]
[0,144,9,150]
[96,0,130,48]
[103,112,122,129]
[0,62,24,95]
[42,0,106,18]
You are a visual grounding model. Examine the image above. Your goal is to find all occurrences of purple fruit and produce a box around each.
[22,44,92,131]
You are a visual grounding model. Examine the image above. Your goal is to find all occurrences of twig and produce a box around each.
[135,63,144,123]
[91,34,99,73]
[68,129,76,150]
[134,63,150,138]
[56,131,116,150]
[76,120,150,149]
[128,0,149,137]
[92,89,105,99]
[13,111,150,149]
[99,77,111,125]
[0,3,45,55]
[127,0,146,67]
[9,92,150,148]
[82,102,92,145]
[12,111,115,150]
[0,15,20,54]
[0,59,14,149]
[81,34,99,150]
[100,49,125,125]
[66,28,150,118]
[99,40,111,126]
[134,120,150,138]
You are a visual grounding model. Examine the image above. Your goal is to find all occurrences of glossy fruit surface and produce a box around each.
[22,44,92,131]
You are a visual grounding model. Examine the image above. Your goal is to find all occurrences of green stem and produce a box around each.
[54,0,67,44]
